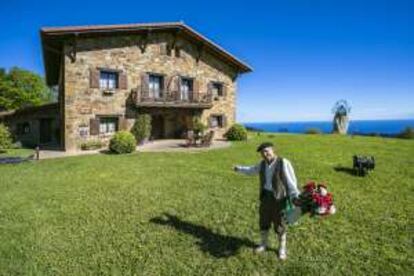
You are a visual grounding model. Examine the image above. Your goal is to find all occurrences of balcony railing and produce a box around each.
[132,88,213,108]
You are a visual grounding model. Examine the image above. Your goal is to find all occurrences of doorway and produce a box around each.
[151,115,165,139]
[39,118,53,144]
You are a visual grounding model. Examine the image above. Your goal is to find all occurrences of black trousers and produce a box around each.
[259,190,286,235]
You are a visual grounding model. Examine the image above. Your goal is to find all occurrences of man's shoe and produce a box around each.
[278,247,287,260]
[278,233,287,260]
[254,230,269,253]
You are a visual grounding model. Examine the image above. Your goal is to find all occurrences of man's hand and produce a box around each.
[292,197,301,206]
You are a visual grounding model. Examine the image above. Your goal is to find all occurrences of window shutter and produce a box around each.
[193,79,199,94]
[175,76,181,100]
[208,116,214,128]
[163,76,168,95]
[118,116,128,131]
[193,79,199,101]
[141,73,149,94]
[207,82,213,94]
[90,69,100,88]
[90,118,100,135]
[222,115,228,128]
[222,83,227,98]
[119,72,128,90]
[175,47,181,58]
[160,44,168,55]
[165,76,172,92]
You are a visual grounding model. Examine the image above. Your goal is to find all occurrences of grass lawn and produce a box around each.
[0,134,413,275]
[0,148,34,158]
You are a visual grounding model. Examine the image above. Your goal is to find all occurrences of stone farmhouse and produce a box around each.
[0,22,252,151]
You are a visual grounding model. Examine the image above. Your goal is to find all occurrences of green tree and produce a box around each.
[0,67,53,110]
[131,114,152,144]
[0,123,12,150]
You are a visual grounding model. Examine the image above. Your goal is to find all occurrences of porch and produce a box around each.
[34,139,231,159]
[139,108,203,139]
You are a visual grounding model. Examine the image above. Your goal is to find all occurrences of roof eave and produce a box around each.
[41,22,253,85]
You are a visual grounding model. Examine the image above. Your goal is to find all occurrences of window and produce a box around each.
[99,117,118,134]
[210,115,224,128]
[100,71,118,90]
[16,122,30,135]
[79,125,89,138]
[180,78,193,101]
[211,82,224,98]
[149,74,164,98]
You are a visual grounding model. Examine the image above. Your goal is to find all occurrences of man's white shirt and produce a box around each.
[236,158,300,198]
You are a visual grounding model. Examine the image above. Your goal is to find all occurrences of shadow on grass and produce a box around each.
[150,213,257,258]
[334,166,355,176]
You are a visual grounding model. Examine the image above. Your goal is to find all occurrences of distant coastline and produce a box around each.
[243,119,414,136]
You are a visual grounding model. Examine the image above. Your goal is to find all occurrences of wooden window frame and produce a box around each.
[99,70,119,90]
[209,114,225,128]
[148,73,165,98]
[97,116,119,135]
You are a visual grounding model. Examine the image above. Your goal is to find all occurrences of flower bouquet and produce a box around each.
[299,181,336,216]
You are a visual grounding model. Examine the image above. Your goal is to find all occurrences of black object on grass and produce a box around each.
[353,155,375,176]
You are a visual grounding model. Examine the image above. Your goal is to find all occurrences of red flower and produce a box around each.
[303,181,316,192]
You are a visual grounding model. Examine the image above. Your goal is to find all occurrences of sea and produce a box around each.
[243,119,414,136]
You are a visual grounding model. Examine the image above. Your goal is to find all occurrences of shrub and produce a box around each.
[81,140,104,151]
[305,128,322,134]
[225,124,248,141]
[109,131,136,154]
[192,117,207,134]
[131,114,151,144]
[0,123,12,150]
[397,127,414,139]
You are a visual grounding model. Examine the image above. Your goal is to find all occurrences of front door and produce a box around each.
[39,119,53,144]
[151,115,164,139]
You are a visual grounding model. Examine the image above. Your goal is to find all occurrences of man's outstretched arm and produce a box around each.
[234,163,260,175]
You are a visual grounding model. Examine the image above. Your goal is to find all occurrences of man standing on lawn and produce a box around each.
[234,142,300,260]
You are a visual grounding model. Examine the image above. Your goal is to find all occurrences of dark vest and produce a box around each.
[259,157,287,200]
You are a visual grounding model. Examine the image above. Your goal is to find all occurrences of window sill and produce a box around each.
[101,89,117,95]
[99,132,116,138]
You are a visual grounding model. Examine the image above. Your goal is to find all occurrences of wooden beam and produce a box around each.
[137,30,150,53]
[67,34,77,63]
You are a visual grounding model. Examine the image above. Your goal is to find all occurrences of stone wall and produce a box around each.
[63,32,238,151]
[1,103,60,148]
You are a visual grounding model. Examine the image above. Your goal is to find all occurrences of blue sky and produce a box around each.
[1,0,413,122]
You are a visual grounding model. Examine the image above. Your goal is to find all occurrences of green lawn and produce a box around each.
[0,134,413,275]
[0,148,34,158]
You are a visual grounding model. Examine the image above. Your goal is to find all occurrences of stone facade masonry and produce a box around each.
[63,32,239,151]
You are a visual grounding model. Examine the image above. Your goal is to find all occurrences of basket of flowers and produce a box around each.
[299,181,336,216]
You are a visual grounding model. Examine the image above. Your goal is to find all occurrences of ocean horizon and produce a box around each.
[242,119,414,135]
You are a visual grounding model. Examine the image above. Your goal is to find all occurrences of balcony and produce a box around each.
[132,88,213,109]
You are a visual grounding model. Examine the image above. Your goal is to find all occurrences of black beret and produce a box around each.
[256,142,274,152]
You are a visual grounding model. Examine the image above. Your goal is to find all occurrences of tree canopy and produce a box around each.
[0,67,53,111]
